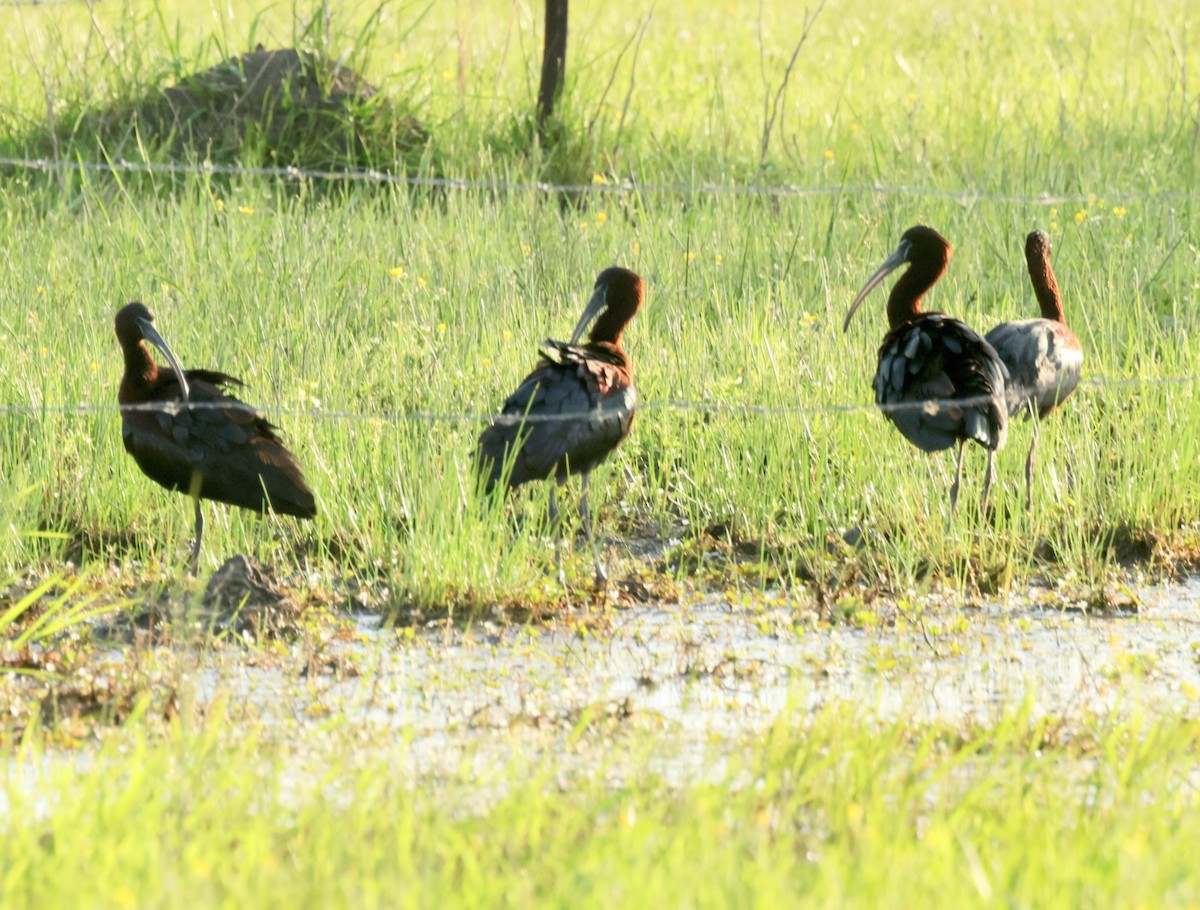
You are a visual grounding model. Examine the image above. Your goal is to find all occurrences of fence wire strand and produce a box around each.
[0,0,92,7]
[1,155,1196,206]
[0,373,1192,426]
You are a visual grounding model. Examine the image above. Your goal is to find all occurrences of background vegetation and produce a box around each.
[0,0,1196,608]
[1,1,1199,906]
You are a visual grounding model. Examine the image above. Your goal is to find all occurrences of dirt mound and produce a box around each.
[94,47,427,173]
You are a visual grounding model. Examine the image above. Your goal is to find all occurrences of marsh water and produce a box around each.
[4,577,1199,813]
[195,577,1200,769]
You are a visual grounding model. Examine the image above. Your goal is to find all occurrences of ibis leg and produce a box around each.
[190,497,204,576]
[981,449,996,519]
[949,441,966,514]
[1022,408,1041,509]
[1024,435,1037,510]
[581,473,607,586]
[548,485,566,587]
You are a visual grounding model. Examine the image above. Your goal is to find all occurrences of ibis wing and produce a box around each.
[184,368,244,390]
[477,342,636,493]
[874,315,1008,453]
[122,376,315,519]
[985,318,1082,418]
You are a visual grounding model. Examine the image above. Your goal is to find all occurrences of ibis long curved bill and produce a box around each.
[134,315,191,402]
[569,283,609,345]
[843,239,913,333]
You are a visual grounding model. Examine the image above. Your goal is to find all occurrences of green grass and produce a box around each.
[4,700,1200,908]
[0,0,1196,606]
[2,3,1199,905]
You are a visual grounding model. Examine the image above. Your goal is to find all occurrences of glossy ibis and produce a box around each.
[843,225,1009,515]
[477,267,644,584]
[115,302,316,572]
[985,230,1083,507]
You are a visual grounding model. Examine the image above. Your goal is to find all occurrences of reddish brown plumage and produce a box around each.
[115,302,315,567]
[476,267,644,584]
[476,267,643,494]
[985,231,1082,419]
[1025,229,1065,322]
[984,230,1083,506]
[844,226,1010,514]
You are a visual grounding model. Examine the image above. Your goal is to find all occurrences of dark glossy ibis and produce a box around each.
[115,302,316,572]
[985,230,1083,507]
[476,267,644,584]
[843,225,1009,515]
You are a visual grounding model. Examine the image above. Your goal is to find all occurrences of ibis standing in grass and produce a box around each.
[985,230,1083,507]
[843,225,1010,515]
[476,267,644,585]
[115,302,316,572]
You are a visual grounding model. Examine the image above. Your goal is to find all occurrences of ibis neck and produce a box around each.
[886,260,943,328]
[1029,260,1064,322]
[120,342,159,398]
[588,308,628,347]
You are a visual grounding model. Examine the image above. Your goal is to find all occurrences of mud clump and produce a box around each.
[202,554,302,638]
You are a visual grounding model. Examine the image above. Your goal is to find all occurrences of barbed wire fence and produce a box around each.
[0,372,1192,429]
[0,0,93,7]
[2,154,1198,206]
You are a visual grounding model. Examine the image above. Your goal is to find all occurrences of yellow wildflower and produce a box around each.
[595,211,608,224]
[389,267,405,279]
[238,205,255,216]
[1113,206,1127,218]
[214,199,225,212]
[592,173,606,185]
[35,285,46,296]
[824,149,835,161]
[1074,210,1086,225]
[437,322,447,334]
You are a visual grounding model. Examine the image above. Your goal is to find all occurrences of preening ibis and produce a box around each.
[115,302,316,572]
[476,267,644,584]
[985,230,1082,507]
[843,225,1009,515]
